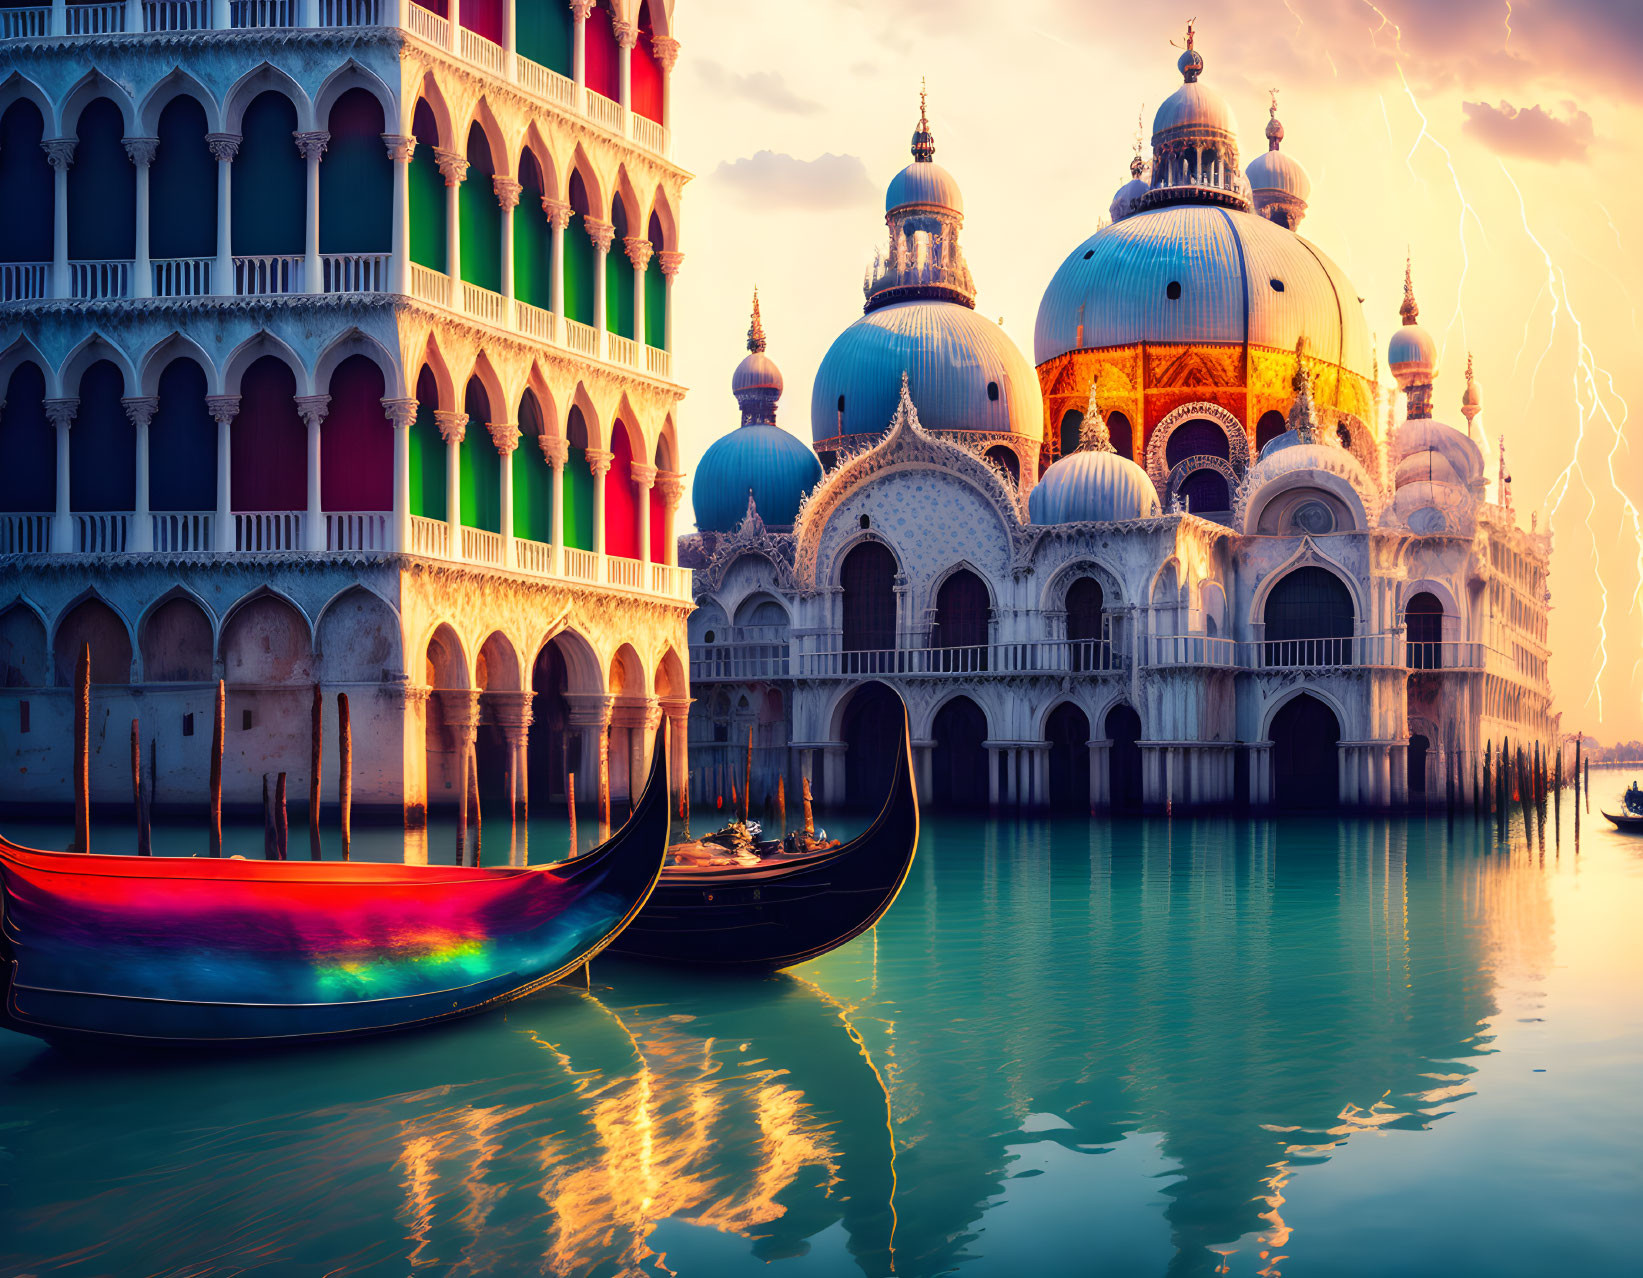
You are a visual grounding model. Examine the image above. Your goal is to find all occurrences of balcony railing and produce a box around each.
[562,317,600,358]
[461,525,504,567]
[515,536,553,576]
[693,642,790,682]
[515,299,557,343]
[631,114,669,157]
[70,260,131,300]
[143,0,210,30]
[0,514,51,555]
[1405,640,1487,670]
[230,0,294,25]
[325,511,390,552]
[458,26,506,75]
[0,263,49,302]
[583,87,626,133]
[515,55,577,108]
[1144,634,1238,667]
[407,262,451,308]
[152,511,213,552]
[460,280,506,327]
[65,2,125,33]
[322,252,388,293]
[235,511,305,552]
[0,7,49,37]
[408,514,448,559]
[405,2,447,46]
[561,546,598,583]
[74,513,131,554]
[797,639,1124,679]
[317,0,378,23]
[235,255,303,296]
[645,345,671,380]
[152,257,212,298]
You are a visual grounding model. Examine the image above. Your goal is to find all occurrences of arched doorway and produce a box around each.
[839,680,900,809]
[1255,410,1288,451]
[1046,702,1091,812]
[1106,704,1142,812]
[1165,419,1229,467]
[1106,412,1133,460]
[1066,575,1106,671]
[1406,591,1443,668]
[932,568,988,671]
[1058,409,1082,458]
[932,696,988,809]
[1263,567,1354,666]
[1179,467,1231,514]
[1270,694,1340,809]
[527,640,572,805]
[985,444,1019,486]
[1408,732,1430,802]
[841,541,896,655]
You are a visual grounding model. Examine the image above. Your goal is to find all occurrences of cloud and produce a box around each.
[709,151,876,210]
[694,61,822,115]
[1460,99,1594,162]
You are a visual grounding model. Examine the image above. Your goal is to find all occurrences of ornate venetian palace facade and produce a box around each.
[682,38,1555,814]
[0,0,692,821]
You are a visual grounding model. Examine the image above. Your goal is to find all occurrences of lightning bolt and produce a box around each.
[1500,162,1643,716]
[1361,1,1405,55]
[1504,1,1513,45]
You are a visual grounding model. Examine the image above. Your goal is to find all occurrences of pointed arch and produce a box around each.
[150,91,217,263]
[322,354,393,513]
[0,95,53,271]
[0,599,49,687]
[320,84,391,258]
[221,588,314,685]
[139,587,215,682]
[410,363,447,521]
[60,69,137,134]
[139,332,219,397]
[476,630,521,691]
[52,593,134,686]
[0,71,55,135]
[423,620,470,688]
[0,334,58,398]
[69,96,135,263]
[316,585,401,683]
[222,63,313,133]
[409,95,447,272]
[59,331,137,397]
[412,332,455,410]
[150,356,217,513]
[223,330,309,396]
[313,58,395,128]
[138,67,221,134]
[233,87,304,256]
[0,359,54,516]
[405,71,452,146]
[314,328,400,399]
[608,640,646,698]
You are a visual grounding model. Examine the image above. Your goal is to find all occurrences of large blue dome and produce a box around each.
[692,424,821,533]
[1028,449,1160,524]
[811,300,1042,445]
[886,160,963,214]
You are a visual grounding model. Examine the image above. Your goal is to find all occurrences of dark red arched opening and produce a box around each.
[1107,412,1134,460]
[649,438,669,563]
[321,355,392,512]
[1047,702,1092,812]
[1058,409,1083,459]
[605,421,639,559]
[632,0,665,124]
[233,357,305,510]
[585,0,621,102]
[1406,591,1444,669]
[840,680,901,809]
[1270,694,1341,809]
[1179,468,1231,514]
[1256,410,1288,451]
[1066,576,1106,671]
[841,541,897,654]
[933,568,989,671]
[1165,419,1230,467]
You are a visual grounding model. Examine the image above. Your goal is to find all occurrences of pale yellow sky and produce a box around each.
[666,0,1643,742]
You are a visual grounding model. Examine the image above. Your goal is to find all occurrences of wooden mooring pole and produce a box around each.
[802,775,815,837]
[309,685,324,861]
[263,774,274,859]
[336,692,352,860]
[743,728,753,823]
[567,771,577,857]
[274,771,289,861]
[776,774,786,833]
[130,719,151,857]
[467,750,482,867]
[209,679,224,857]
[72,643,90,854]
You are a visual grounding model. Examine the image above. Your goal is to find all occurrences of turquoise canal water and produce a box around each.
[3,772,1643,1276]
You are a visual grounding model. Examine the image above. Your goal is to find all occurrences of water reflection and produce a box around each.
[1,794,1626,1277]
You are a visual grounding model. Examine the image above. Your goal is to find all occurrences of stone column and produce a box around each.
[434,148,468,289]
[652,36,680,139]
[630,459,655,568]
[296,395,330,550]
[986,745,1001,807]
[490,419,520,567]
[207,395,239,551]
[539,432,567,574]
[822,743,846,807]
[543,198,570,321]
[42,139,73,299]
[494,175,521,304]
[435,409,466,556]
[584,216,614,358]
[124,138,158,299]
[656,472,684,567]
[487,690,533,819]
[570,0,593,91]
[585,446,612,581]
[44,398,76,551]
[614,17,635,122]
[565,693,613,815]
[206,133,239,296]
[657,250,683,355]
[625,234,651,349]
[1089,740,1112,809]
[436,689,481,827]
[383,134,414,293]
[383,397,418,550]
[122,396,158,552]
[295,131,329,294]
[501,0,517,77]
[911,739,934,804]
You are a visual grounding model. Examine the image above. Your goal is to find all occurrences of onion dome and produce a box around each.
[1034,205,1373,380]
[1144,23,1249,213]
[1246,90,1310,230]
[1388,257,1438,418]
[1029,388,1159,524]
[1110,115,1151,224]
[885,83,963,216]
[867,86,974,312]
[1390,417,1486,494]
[1240,437,1377,534]
[812,301,1043,444]
[693,293,822,534]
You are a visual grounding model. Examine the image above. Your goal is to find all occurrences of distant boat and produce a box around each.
[1601,809,1643,832]
[0,730,671,1050]
[609,709,918,969]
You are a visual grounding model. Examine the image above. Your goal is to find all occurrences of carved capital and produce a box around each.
[613,18,637,49]
[123,137,159,167]
[205,133,241,163]
[584,446,614,478]
[487,419,521,454]
[121,396,160,429]
[583,217,615,254]
[43,398,78,429]
[382,133,415,164]
[538,433,569,467]
[656,249,685,278]
[294,394,331,428]
[623,234,654,271]
[41,138,75,173]
[433,147,468,187]
[434,409,467,445]
[542,197,573,230]
[650,35,681,72]
[293,131,330,163]
[569,0,595,20]
[656,471,686,507]
[381,397,419,429]
[629,460,658,489]
[205,394,240,425]
[492,176,522,212]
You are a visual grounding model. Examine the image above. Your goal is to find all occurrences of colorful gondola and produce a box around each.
[609,710,918,969]
[0,729,672,1049]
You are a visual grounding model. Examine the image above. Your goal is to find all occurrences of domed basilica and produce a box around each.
[679,30,1555,814]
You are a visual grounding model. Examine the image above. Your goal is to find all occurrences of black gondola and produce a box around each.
[609,709,919,969]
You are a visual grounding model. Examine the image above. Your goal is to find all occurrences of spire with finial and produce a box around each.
[1499,433,1512,509]
[1078,376,1116,453]
[1175,17,1204,82]
[1288,339,1320,445]
[1461,351,1482,435]
[746,287,766,353]
[1266,87,1284,150]
[1400,254,1420,326]
[1130,107,1147,178]
[1289,335,1310,397]
[911,78,935,162]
